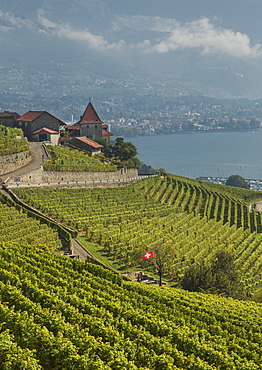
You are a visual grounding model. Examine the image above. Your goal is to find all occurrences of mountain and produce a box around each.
[1,0,262,112]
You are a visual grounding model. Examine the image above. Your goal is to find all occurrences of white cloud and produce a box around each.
[0,10,35,30]
[0,9,125,51]
[0,9,261,59]
[0,25,11,32]
[37,10,125,51]
[121,15,262,59]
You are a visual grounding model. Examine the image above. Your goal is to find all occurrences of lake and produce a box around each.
[130,130,262,179]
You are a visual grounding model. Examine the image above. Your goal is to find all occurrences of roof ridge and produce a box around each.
[80,102,103,124]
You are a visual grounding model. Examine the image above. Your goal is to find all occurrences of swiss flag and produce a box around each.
[142,251,154,260]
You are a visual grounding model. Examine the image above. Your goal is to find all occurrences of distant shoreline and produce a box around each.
[129,130,262,180]
[197,176,262,192]
[120,128,261,139]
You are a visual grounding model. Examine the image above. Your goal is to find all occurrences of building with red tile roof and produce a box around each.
[64,101,113,147]
[16,111,65,139]
[32,127,60,145]
[64,122,80,137]
[32,127,59,135]
[68,136,103,155]
[102,127,113,143]
[76,102,104,139]
[75,136,103,148]
[80,102,103,124]
[0,111,20,128]
[1,102,112,150]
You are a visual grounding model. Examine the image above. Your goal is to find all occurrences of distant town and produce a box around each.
[106,95,262,137]
[197,177,262,192]
[2,90,262,138]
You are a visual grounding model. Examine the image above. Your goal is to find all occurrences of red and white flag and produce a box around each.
[142,251,154,260]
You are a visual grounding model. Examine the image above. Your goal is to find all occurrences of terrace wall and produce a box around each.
[0,150,31,176]
[5,166,139,186]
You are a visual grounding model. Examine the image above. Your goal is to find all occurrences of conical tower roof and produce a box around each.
[80,102,103,124]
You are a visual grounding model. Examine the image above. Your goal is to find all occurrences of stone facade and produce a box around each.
[80,123,102,139]
[0,150,31,176]
[0,111,20,128]
[16,111,64,139]
[6,167,139,185]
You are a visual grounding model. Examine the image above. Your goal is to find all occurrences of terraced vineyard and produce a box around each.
[0,124,29,155]
[44,145,117,172]
[15,174,262,292]
[0,192,62,250]
[0,241,262,369]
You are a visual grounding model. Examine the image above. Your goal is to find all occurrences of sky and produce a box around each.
[0,0,262,60]
[1,0,262,99]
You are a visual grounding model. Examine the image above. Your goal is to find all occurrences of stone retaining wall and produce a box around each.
[6,166,138,185]
[0,150,31,176]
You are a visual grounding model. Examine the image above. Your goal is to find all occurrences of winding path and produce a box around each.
[1,142,48,181]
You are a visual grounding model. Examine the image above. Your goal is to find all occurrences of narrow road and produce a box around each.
[72,238,95,260]
[1,142,48,181]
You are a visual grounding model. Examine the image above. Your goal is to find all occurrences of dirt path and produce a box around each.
[1,142,48,181]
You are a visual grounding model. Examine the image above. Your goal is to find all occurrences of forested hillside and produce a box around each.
[15,173,262,294]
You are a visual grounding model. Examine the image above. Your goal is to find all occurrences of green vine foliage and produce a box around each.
[0,192,62,250]
[0,242,261,369]
[43,145,117,172]
[0,125,29,155]
[15,174,262,293]
[2,173,262,368]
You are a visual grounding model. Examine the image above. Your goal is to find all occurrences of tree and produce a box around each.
[158,168,167,176]
[180,263,214,293]
[180,251,246,299]
[250,118,261,129]
[94,138,112,158]
[124,156,141,169]
[141,245,176,286]
[138,163,157,175]
[112,137,140,168]
[94,137,140,168]
[226,175,250,189]
[112,137,137,162]
[211,251,246,299]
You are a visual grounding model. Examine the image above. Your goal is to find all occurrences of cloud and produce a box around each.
[0,10,35,30]
[0,10,125,51]
[0,25,12,32]
[121,15,262,59]
[37,10,125,51]
[0,9,261,59]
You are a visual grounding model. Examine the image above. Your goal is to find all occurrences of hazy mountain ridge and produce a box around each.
[1,0,262,106]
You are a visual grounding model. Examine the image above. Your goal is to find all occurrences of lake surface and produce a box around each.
[130,130,262,179]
